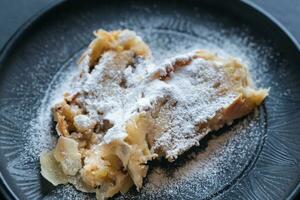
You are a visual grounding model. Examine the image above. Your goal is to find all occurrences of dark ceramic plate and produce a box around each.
[1,0,300,199]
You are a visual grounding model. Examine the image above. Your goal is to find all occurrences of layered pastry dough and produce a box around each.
[40,29,268,199]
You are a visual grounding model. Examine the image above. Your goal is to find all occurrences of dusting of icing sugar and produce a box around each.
[24,59,79,157]
[118,29,141,45]
[69,48,242,158]
[8,18,272,200]
[118,111,265,200]
[73,115,96,131]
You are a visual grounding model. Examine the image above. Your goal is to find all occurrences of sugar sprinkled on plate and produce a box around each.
[7,21,270,199]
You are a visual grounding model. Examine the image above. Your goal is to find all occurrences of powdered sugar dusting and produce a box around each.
[5,11,272,200]
[24,59,79,157]
[68,44,251,162]
[120,111,265,199]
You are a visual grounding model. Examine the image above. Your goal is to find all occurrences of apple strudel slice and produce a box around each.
[40,29,268,199]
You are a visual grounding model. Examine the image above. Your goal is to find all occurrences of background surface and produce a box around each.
[0,0,299,199]
[0,0,300,50]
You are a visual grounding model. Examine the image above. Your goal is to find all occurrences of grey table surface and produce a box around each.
[0,0,299,199]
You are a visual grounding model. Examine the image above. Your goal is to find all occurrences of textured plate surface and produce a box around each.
[0,0,300,199]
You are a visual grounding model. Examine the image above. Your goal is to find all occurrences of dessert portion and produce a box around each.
[40,29,268,199]
[148,51,268,160]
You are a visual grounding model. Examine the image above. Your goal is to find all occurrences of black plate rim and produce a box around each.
[0,0,299,199]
